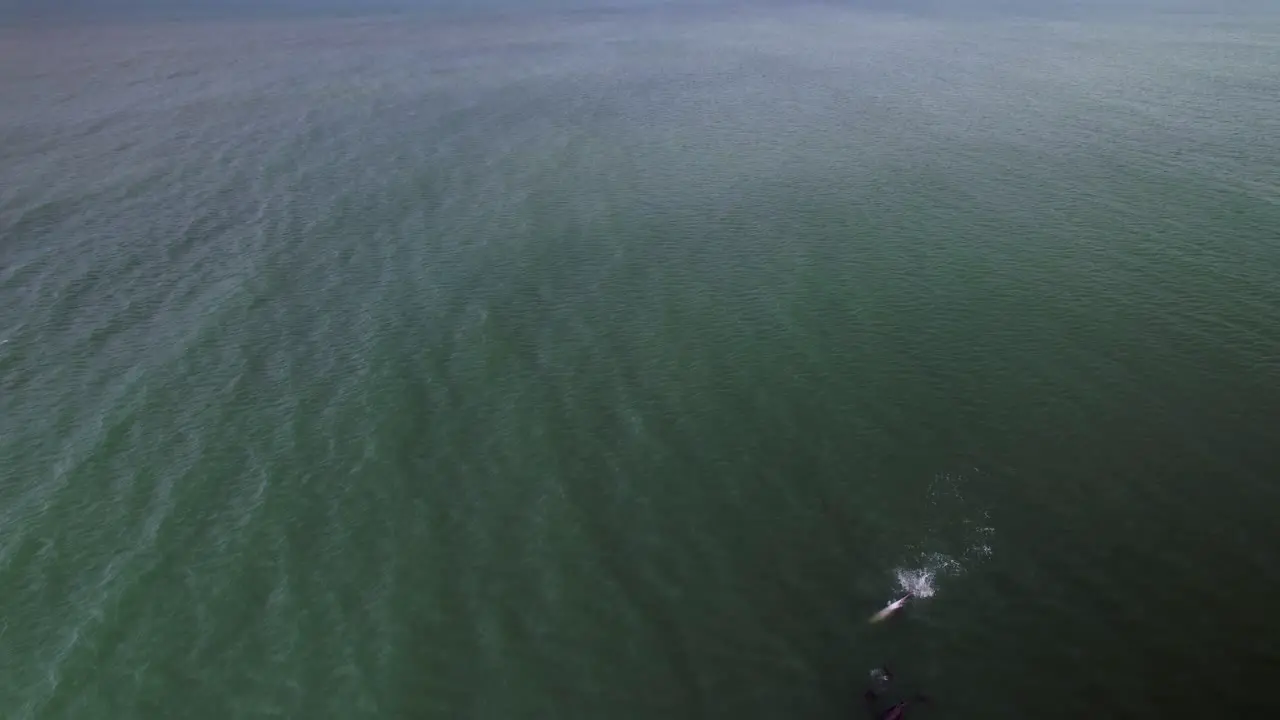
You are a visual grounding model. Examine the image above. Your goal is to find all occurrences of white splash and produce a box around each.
[893,552,961,599]
[895,565,938,599]
[889,471,995,602]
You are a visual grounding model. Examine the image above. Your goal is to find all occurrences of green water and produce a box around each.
[2,5,1279,718]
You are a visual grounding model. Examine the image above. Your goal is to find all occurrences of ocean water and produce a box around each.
[2,3,1279,718]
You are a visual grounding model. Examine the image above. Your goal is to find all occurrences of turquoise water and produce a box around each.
[2,5,1279,718]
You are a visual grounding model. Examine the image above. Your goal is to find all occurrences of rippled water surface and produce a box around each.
[2,4,1279,718]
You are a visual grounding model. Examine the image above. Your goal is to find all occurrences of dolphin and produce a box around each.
[877,699,914,720]
[868,593,913,624]
[865,681,928,720]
